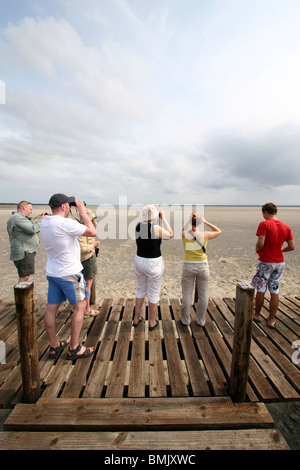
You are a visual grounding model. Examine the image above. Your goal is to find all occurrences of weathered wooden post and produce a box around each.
[14,281,41,403]
[230,282,254,403]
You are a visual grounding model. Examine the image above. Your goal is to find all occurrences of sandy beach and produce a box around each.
[1,204,300,450]
[1,204,299,303]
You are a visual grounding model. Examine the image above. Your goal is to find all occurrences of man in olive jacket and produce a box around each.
[7,201,45,282]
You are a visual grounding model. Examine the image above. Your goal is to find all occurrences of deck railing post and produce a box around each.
[230,282,254,403]
[14,281,41,403]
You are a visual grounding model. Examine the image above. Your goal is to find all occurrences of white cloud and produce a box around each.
[1,0,300,205]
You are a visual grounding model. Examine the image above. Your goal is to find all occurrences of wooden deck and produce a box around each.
[1,295,299,450]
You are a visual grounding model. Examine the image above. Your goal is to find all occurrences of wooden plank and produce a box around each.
[281,297,300,318]
[83,299,124,398]
[203,303,258,401]
[1,296,299,406]
[38,305,75,397]
[0,364,15,387]
[201,311,232,378]
[105,299,134,398]
[226,297,300,350]
[211,299,278,401]
[190,321,228,396]
[148,313,167,397]
[41,360,73,399]
[0,302,16,320]
[260,307,300,352]
[128,301,145,397]
[170,300,211,396]
[0,428,290,450]
[0,365,22,408]
[249,340,299,399]
[61,299,112,398]
[251,323,300,395]
[122,298,135,321]
[220,298,299,400]
[38,302,74,379]
[3,397,275,431]
[160,299,189,396]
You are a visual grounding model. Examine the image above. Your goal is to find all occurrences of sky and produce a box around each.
[1,0,300,206]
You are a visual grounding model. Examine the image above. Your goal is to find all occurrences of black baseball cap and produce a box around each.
[49,193,75,208]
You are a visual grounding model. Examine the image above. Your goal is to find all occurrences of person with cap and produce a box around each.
[77,208,100,317]
[180,212,222,327]
[40,193,96,360]
[132,205,173,331]
[7,201,45,283]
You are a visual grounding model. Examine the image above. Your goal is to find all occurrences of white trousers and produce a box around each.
[134,255,165,304]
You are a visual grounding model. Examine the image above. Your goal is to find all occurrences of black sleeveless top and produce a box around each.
[135,222,162,258]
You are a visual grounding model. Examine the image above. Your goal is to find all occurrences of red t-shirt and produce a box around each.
[256,219,293,263]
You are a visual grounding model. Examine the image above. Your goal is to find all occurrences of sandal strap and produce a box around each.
[50,340,66,353]
[67,343,94,360]
[68,343,82,356]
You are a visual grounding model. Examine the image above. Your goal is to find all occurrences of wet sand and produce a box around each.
[1,204,300,449]
[1,205,299,303]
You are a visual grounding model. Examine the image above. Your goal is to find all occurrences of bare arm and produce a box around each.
[282,239,295,253]
[202,219,222,242]
[76,201,96,237]
[154,210,173,240]
[256,234,265,253]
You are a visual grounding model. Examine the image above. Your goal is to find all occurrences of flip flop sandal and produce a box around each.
[48,340,69,359]
[149,319,159,331]
[132,316,143,327]
[66,343,94,360]
[84,309,100,317]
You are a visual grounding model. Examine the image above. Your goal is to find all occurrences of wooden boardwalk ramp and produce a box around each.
[1,295,299,450]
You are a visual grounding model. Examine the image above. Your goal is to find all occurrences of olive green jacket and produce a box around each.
[7,212,41,261]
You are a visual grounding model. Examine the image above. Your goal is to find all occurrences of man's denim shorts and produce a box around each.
[47,273,89,305]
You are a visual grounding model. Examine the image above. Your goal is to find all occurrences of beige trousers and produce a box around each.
[181,262,210,326]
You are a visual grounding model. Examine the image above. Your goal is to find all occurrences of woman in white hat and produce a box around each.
[133,205,173,330]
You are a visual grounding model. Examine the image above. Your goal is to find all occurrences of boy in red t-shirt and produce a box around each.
[251,203,295,328]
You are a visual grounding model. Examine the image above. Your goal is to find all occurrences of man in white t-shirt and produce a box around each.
[40,193,97,360]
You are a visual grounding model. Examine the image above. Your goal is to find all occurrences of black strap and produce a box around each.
[188,230,206,253]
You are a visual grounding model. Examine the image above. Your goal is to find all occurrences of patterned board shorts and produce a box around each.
[251,262,285,294]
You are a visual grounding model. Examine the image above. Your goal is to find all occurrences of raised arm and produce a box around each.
[75,201,96,237]
[202,219,222,242]
[154,209,173,240]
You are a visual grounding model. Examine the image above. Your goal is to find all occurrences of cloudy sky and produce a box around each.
[1,0,300,206]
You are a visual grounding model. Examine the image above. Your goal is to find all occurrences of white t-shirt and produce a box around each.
[40,215,86,277]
